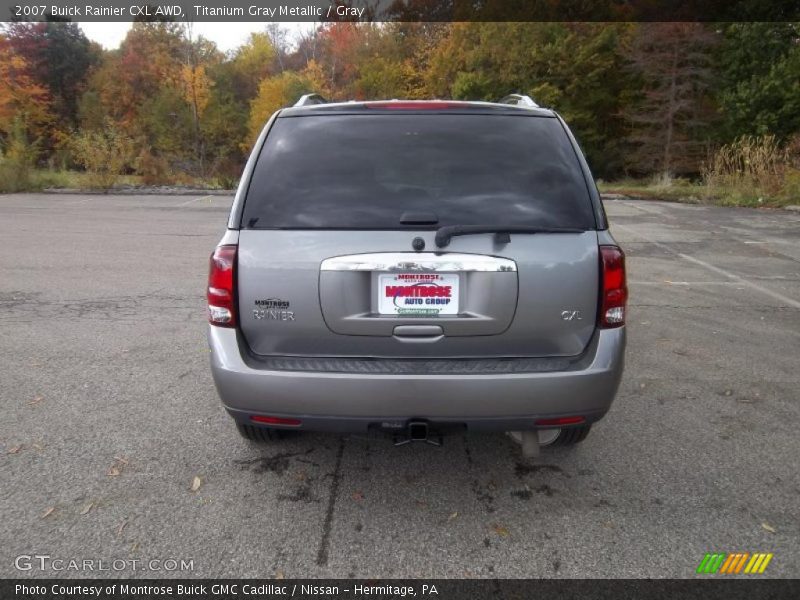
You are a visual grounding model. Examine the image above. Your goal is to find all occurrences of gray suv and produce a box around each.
[207,95,626,456]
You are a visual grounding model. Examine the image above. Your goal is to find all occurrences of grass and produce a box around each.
[600,136,800,209]
[33,170,146,189]
[0,168,233,194]
[599,175,799,209]
[599,177,706,203]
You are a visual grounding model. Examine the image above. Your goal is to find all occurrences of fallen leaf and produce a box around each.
[80,502,94,515]
[190,476,202,492]
[32,443,44,451]
[448,511,458,521]
[275,571,285,580]
[8,445,22,454]
[492,524,510,537]
[29,395,44,406]
[130,542,139,553]
[117,519,128,536]
[41,507,56,519]
[762,522,776,534]
[107,456,128,476]
[352,491,364,501]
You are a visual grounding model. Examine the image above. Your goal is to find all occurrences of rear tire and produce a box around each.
[544,424,591,447]
[236,422,287,443]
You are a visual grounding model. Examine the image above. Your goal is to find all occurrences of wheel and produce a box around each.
[541,424,591,447]
[236,422,287,442]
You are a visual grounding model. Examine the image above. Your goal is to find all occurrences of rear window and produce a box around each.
[242,114,595,230]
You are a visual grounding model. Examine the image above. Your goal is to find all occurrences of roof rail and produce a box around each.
[294,93,328,107]
[498,94,539,108]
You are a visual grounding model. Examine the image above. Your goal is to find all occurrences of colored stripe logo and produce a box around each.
[697,553,773,574]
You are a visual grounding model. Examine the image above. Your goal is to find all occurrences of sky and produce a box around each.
[79,22,308,53]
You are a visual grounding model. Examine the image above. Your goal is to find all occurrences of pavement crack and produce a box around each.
[316,436,345,567]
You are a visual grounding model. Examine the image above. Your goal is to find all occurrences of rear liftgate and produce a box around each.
[320,252,519,447]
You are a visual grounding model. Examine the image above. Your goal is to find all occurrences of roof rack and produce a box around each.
[294,93,328,107]
[498,94,539,108]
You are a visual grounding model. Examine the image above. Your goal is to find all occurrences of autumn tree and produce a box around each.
[71,120,133,191]
[181,24,219,176]
[3,21,98,128]
[0,35,52,151]
[265,23,290,72]
[1,19,794,188]
[246,62,328,148]
[84,22,185,128]
[624,23,718,176]
[316,23,364,98]
[295,25,323,66]
[229,33,277,101]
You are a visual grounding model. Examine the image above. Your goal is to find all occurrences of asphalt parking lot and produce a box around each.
[1,193,798,578]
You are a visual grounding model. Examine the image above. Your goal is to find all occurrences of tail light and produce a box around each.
[207,245,237,327]
[599,245,627,328]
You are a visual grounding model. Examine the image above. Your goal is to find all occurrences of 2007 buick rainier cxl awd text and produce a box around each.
[206,94,627,458]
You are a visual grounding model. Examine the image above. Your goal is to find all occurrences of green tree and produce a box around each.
[716,23,800,141]
[427,23,635,177]
[139,85,193,162]
[0,116,38,192]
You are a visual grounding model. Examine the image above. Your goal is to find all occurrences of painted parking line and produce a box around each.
[176,195,213,207]
[614,221,800,310]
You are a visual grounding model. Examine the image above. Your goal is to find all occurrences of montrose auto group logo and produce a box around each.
[386,274,453,309]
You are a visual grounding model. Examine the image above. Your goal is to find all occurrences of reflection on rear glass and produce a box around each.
[243,114,594,230]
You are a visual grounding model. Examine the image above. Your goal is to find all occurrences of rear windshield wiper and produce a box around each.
[435,225,586,248]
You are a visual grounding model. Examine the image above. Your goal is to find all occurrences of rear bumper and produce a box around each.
[208,326,625,432]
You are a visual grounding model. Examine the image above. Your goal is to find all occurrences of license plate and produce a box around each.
[378,273,459,316]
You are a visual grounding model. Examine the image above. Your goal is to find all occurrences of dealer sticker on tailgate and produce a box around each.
[378,273,459,316]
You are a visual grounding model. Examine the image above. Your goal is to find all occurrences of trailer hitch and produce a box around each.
[393,421,443,447]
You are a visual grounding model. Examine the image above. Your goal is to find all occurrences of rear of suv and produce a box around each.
[208,96,626,455]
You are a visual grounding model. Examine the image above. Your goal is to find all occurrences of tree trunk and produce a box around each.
[663,37,679,176]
